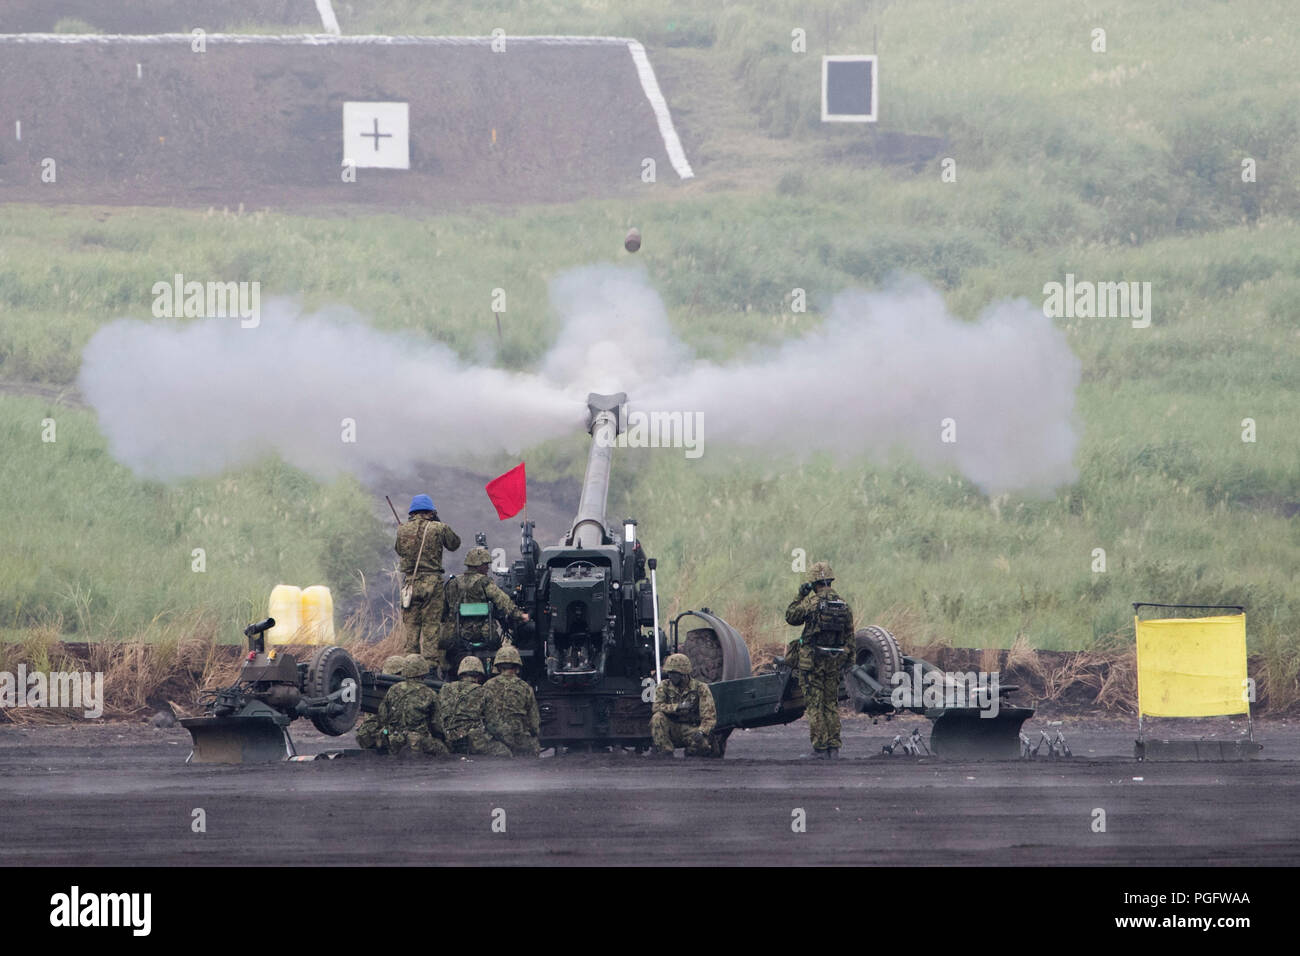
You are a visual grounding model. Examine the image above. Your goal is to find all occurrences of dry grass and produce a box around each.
[0,603,1283,721]
[338,627,407,672]
[1004,633,1039,674]
[0,612,408,723]
[999,644,1138,714]
[1077,647,1138,712]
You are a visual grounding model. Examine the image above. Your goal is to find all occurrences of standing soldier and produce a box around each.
[484,644,541,756]
[650,653,718,757]
[785,561,854,759]
[438,656,512,757]
[354,654,406,752]
[440,545,529,675]
[377,654,450,757]
[396,494,460,662]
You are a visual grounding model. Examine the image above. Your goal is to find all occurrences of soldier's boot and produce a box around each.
[468,731,513,757]
[801,749,829,759]
[502,735,541,757]
[413,734,451,757]
[827,748,840,759]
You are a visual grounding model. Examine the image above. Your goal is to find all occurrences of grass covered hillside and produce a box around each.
[1,2,1295,705]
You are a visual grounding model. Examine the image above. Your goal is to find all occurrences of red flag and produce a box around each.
[485,463,527,520]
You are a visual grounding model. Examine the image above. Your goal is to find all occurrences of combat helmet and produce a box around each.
[465,546,492,567]
[457,656,485,677]
[494,644,522,669]
[806,561,834,585]
[663,653,692,676]
[383,654,407,675]
[397,654,430,679]
[408,494,435,514]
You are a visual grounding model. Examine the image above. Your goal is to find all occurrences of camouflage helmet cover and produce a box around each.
[494,644,522,668]
[397,654,430,679]
[382,655,407,675]
[663,653,692,676]
[465,546,492,567]
[457,655,485,676]
[805,561,834,585]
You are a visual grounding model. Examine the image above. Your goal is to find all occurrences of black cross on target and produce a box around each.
[361,117,392,151]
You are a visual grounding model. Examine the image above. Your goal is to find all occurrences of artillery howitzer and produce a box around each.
[185,391,1034,762]
[461,393,778,752]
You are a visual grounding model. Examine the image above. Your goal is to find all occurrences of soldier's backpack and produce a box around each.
[813,599,853,648]
[444,574,497,650]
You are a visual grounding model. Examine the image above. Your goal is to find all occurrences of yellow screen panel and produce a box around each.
[1135,614,1248,718]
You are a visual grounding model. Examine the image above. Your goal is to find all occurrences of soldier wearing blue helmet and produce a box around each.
[395,493,460,666]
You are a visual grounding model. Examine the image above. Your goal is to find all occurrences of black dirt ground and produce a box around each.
[2,716,1295,865]
[0,36,675,207]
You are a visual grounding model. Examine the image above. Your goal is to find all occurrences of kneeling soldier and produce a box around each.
[439,656,512,757]
[485,644,541,756]
[378,654,450,757]
[650,654,718,757]
[355,654,407,752]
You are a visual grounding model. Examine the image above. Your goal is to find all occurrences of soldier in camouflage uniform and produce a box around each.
[395,494,460,662]
[440,546,529,675]
[650,653,719,757]
[438,656,512,757]
[785,561,854,759]
[377,654,450,757]
[354,654,406,751]
[484,644,541,756]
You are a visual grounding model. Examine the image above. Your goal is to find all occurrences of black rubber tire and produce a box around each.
[306,645,362,736]
[682,628,724,683]
[847,626,903,711]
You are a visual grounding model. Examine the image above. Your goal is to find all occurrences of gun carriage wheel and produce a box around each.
[306,645,362,736]
[847,625,903,712]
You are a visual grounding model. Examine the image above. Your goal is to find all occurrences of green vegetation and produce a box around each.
[0,2,1296,679]
[0,395,387,642]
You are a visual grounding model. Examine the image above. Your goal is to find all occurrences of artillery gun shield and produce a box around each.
[181,712,295,764]
[677,610,752,681]
[928,705,1034,760]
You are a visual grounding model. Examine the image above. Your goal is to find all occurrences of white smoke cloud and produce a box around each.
[640,279,1081,494]
[541,264,688,393]
[79,268,1080,493]
[78,300,582,481]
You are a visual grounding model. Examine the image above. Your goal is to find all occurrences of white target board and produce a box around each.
[821,55,877,123]
[343,101,409,169]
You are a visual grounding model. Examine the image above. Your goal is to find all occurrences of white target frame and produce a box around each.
[821,54,878,123]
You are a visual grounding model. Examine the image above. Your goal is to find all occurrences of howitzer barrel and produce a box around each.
[569,392,626,548]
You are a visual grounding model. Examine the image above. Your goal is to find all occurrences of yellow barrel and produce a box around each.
[300,585,335,646]
[266,585,303,645]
